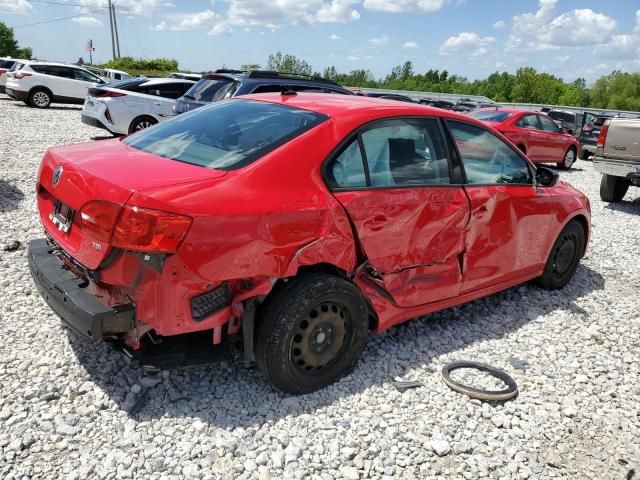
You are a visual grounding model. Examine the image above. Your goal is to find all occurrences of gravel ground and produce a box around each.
[0,95,639,480]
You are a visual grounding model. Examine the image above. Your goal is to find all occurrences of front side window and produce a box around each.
[447,120,532,185]
[186,77,238,102]
[539,115,560,133]
[124,99,327,170]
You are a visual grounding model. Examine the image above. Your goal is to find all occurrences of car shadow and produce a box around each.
[0,179,25,212]
[14,103,82,111]
[91,135,117,141]
[604,196,640,214]
[66,264,604,426]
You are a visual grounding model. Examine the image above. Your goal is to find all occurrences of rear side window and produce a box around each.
[447,121,532,185]
[124,99,327,170]
[143,83,191,99]
[185,77,238,102]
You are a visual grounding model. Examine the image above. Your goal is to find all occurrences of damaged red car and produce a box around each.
[29,94,591,393]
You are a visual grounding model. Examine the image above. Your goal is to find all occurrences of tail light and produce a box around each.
[80,202,192,253]
[112,207,192,253]
[0,69,6,75]
[13,72,32,79]
[104,107,113,124]
[596,124,609,148]
[94,90,127,98]
[80,201,121,243]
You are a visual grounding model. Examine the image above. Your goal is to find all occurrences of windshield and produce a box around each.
[124,99,328,170]
[468,110,513,122]
[548,111,575,123]
[184,77,238,102]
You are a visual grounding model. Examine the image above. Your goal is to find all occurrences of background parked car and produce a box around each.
[365,93,415,103]
[5,61,105,108]
[0,57,28,93]
[168,72,203,81]
[469,107,580,169]
[84,66,132,83]
[578,113,611,160]
[452,100,496,113]
[547,109,580,135]
[174,69,353,114]
[81,78,195,135]
[430,99,455,110]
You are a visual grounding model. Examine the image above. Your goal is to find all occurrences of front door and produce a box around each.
[445,120,554,293]
[538,114,567,161]
[327,117,469,307]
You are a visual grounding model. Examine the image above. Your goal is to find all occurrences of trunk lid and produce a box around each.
[603,118,640,161]
[37,138,227,269]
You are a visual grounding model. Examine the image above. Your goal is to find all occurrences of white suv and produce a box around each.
[81,78,195,135]
[5,61,105,108]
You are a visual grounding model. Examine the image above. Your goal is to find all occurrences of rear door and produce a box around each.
[327,117,469,308]
[445,120,553,293]
[68,68,101,99]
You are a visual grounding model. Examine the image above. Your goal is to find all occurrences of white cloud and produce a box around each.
[369,34,389,46]
[347,55,359,61]
[72,16,102,27]
[593,34,640,59]
[635,10,640,34]
[226,0,360,29]
[362,0,444,13]
[209,22,232,36]
[440,32,496,57]
[506,0,617,52]
[403,41,418,49]
[151,9,231,34]
[0,0,32,14]
[72,0,172,17]
[150,21,167,31]
[492,20,505,29]
[330,33,340,40]
[495,61,506,69]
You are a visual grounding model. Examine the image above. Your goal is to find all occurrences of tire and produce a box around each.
[29,88,51,108]
[535,220,585,290]
[557,147,576,170]
[599,174,630,202]
[255,273,369,394]
[581,149,592,161]
[128,116,158,134]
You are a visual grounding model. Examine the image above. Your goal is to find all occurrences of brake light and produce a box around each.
[104,107,113,124]
[0,69,6,75]
[95,90,127,98]
[597,124,609,148]
[112,206,192,253]
[80,201,121,243]
[13,72,32,79]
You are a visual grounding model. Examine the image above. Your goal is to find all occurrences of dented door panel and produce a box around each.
[333,187,469,307]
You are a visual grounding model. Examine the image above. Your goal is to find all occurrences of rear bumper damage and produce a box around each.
[28,238,134,339]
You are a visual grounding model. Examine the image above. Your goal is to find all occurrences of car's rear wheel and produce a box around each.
[535,220,585,290]
[128,115,158,134]
[557,147,576,170]
[29,89,51,108]
[600,174,630,202]
[255,273,369,394]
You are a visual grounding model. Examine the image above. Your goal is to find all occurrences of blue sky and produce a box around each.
[2,0,639,83]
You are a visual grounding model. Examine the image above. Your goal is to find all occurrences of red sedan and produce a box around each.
[468,108,580,170]
[29,94,590,393]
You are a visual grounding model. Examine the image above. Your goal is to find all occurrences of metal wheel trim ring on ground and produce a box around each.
[441,361,518,401]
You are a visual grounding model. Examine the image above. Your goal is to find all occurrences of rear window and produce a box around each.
[548,111,576,123]
[185,77,238,102]
[123,99,328,170]
[468,110,513,122]
[9,62,24,72]
[0,60,15,69]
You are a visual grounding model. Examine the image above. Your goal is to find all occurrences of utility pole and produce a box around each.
[108,0,116,60]
[112,2,121,59]
[85,39,95,64]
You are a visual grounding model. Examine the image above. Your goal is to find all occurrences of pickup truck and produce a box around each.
[593,117,640,202]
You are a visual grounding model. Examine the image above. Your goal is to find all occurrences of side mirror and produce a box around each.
[559,127,567,134]
[536,166,559,187]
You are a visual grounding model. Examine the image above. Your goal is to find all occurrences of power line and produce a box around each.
[11,9,105,28]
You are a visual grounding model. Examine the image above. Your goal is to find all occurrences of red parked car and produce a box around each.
[468,108,580,170]
[29,94,590,393]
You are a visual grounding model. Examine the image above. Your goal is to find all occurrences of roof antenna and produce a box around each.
[280,85,297,96]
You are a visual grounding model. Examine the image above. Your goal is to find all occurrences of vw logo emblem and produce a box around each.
[52,166,63,187]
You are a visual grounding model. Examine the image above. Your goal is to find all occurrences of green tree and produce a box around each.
[266,51,312,76]
[0,21,32,58]
[240,63,261,71]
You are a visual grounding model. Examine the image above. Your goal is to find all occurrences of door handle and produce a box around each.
[363,215,388,231]
[153,101,162,105]
[473,206,488,219]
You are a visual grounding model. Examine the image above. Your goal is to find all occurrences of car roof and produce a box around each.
[237,93,483,124]
[476,107,534,115]
[139,78,195,86]
[203,70,345,88]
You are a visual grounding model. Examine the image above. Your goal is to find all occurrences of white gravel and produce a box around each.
[1,95,639,480]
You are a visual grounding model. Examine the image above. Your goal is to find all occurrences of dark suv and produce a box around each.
[174,69,353,114]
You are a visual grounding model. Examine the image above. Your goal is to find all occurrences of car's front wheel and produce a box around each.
[600,174,630,202]
[128,115,158,134]
[255,273,369,394]
[557,147,576,170]
[535,220,585,290]
[29,89,51,108]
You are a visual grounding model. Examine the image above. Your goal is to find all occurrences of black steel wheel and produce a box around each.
[255,273,369,394]
[128,115,158,134]
[535,220,585,290]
